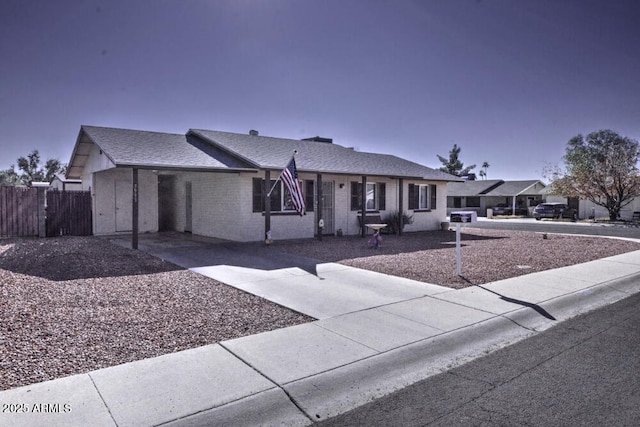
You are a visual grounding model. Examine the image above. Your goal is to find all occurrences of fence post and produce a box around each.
[36,186,47,237]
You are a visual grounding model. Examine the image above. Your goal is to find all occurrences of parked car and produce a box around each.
[491,203,528,216]
[533,203,577,221]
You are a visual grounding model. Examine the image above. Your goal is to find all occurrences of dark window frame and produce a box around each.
[252,178,314,213]
[408,183,437,211]
[350,181,386,211]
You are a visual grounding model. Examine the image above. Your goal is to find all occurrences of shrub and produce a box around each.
[382,210,414,235]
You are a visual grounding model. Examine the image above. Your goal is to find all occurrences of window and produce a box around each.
[252,178,314,213]
[409,184,437,210]
[466,196,480,207]
[351,181,386,211]
[453,197,462,208]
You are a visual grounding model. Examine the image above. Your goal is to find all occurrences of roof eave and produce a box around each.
[516,180,546,196]
[66,126,117,180]
[114,163,259,174]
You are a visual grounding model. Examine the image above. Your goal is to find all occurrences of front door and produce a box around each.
[158,175,176,231]
[115,180,132,232]
[185,181,193,233]
[321,181,335,234]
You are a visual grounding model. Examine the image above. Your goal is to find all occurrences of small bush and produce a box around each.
[383,210,414,235]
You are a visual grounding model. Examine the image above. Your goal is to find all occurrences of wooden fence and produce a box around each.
[0,186,40,237]
[0,186,92,238]
[46,191,92,237]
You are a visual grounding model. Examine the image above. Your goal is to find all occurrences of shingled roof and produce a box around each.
[483,180,545,196]
[447,179,546,197]
[68,125,460,181]
[447,179,505,197]
[189,129,458,180]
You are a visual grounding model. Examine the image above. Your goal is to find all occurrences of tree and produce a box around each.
[15,150,66,186]
[547,129,640,221]
[478,161,490,180]
[0,165,20,186]
[437,144,476,177]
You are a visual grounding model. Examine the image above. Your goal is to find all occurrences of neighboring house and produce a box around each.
[66,125,460,242]
[49,174,82,191]
[447,179,546,216]
[542,188,640,221]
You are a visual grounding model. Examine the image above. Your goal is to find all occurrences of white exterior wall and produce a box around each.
[162,171,315,242]
[192,172,251,241]
[580,198,640,220]
[251,172,315,241]
[547,194,640,220]
[85,158,451,240]
[50,178,83,191]
[404,180,448,232]
[322,176,447,235]
[92,168,158,235]
[82,144,115,192]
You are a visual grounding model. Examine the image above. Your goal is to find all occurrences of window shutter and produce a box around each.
[408,184,418,210]
[270,181,282,212]
[430,184,437,210]
[252,178,264,212]
[378,183,386,210]
[350,182,362,211]
[305,180,314,212]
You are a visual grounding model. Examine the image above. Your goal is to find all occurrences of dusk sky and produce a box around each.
[1,0,639,181]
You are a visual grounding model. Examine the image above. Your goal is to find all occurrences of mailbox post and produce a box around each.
[450,211,477,276]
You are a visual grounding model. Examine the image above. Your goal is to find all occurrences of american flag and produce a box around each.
[280,157,305,216]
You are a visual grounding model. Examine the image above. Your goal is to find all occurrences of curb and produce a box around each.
[170,273,640,425]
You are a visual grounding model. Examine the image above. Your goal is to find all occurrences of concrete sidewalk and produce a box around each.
[2,245,640,426]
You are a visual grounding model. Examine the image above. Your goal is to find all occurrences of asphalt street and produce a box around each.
[469,218,640,240]
[318,288,640,426]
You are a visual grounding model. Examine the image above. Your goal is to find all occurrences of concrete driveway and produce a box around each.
[110,232,449,319]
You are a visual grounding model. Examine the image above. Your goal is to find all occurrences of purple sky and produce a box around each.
[1,0,639,180]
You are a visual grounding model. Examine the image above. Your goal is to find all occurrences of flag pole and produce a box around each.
[267,150,298,197]
[266,177,281,197]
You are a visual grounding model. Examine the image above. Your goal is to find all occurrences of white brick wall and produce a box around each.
[402,180,448,232]
[89,165,450,240]
[92,169,158,235]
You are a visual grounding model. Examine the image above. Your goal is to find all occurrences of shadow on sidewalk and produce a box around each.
[459,274,556,321]
[476,284,557,321]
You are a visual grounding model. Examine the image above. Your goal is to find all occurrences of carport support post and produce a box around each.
[132,168,139,250]
[316,173,323,241]
[264,170,271,243]
[398,178,404,236]
[360,175,367,237]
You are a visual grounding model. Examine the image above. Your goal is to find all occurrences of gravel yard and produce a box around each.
[0,237,311,391]
[2,229,639,391]
[275,227,640,289]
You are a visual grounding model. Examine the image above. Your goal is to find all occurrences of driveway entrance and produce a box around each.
[110,232,447,319]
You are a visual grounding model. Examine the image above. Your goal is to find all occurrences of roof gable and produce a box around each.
[447,180,504,197]
[483,180,546,196]
[67,126,256,178]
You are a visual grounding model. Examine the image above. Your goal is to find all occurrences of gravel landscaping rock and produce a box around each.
[0,237,311,391]
[275,228,640,289]
[2,229,639,392]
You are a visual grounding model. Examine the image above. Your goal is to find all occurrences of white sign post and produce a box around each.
[450,211,477,276]
[455,223,462,276]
